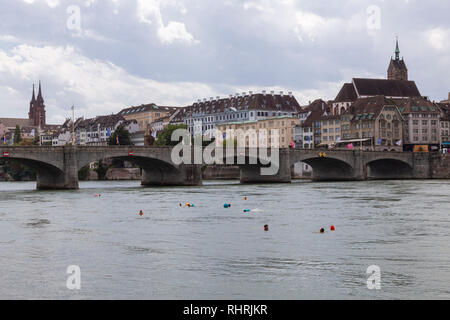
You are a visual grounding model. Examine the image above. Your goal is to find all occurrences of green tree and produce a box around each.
[108,125,133,146]
[14,125,22,145]
[33,135,40,146]
[94,161,108,180]
[18,138,34,146]
[155,124,188,146]
[78,165,90,181]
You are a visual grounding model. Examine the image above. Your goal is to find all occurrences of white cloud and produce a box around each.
[0,35,19,42]
[137,0,198,45]
[423,27,450,51]
[0,44,219,123]
[22,0,60,8]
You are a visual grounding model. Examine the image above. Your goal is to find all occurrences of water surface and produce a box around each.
[0,180,449,299]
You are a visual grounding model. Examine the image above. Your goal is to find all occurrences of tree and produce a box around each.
[14,125,22,145]
[18,138,34,146]
[155,124,188,146]
[108,125,133,146]
[33,135,40,145]
[94,161,108,180]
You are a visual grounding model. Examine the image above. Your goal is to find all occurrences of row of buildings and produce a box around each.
[1,40,449,152]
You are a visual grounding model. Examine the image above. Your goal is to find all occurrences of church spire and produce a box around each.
[31,83,36,103]
[395,36,400,60]
[37,80,44,103]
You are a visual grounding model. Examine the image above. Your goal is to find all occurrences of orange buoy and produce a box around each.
[330,225,335,231]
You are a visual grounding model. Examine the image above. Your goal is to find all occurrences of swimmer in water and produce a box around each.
[320,228,325,233]
[264,225,269,232]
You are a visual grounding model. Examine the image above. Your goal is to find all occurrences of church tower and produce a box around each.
[28,81,46,127]
[387,38,408,81]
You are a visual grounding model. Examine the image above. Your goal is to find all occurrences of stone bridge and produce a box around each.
[290,149,427,181]
[0,146,443,189]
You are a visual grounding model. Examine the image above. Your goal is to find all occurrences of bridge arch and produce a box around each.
[0,147,72,190]
[76,147,202,186]
[366,158,413,180]
[297,156,355,181]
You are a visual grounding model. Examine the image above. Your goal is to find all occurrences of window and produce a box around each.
[422,120,428,125]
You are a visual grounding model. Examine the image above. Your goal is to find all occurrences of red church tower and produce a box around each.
[29,81,46,127]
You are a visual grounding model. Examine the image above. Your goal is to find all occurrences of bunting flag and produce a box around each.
[377,138,382,145]
[396,140,402,146]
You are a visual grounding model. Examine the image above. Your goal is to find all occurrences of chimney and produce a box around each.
[249,91,253,95]
[448,92,450,100]
[288,91,293,97]
[280,91,284,96]
[262,90,266,96]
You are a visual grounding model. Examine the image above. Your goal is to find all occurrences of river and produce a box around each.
[0,180,449,299]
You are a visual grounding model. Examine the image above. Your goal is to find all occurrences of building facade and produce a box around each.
[216,116,300,148]
[342,96,404,151]
[393,97,441,151]
[118,104,178,131]
[172,92,301,139]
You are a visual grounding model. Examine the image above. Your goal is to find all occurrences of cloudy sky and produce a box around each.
[0,0,449,124]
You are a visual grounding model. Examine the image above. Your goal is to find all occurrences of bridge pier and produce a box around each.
[36,147,79,190]
[141,164,203,187]
[240,149,292,184]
